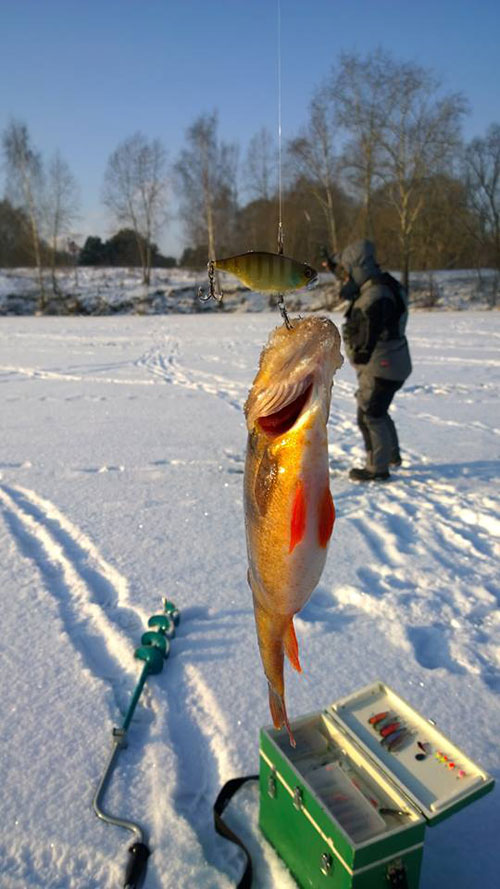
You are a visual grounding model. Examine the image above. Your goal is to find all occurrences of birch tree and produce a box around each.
[288,87,340,252]
[380,62,467,291]
[43,152,80,294]
[464,124,500,302]
[330,51,391,239]
[238,127,277,250]
[330,52,467,289]
[2,120,46,309]
[102,133,168,285]
[174,111,238,260]
[244,127,275,201]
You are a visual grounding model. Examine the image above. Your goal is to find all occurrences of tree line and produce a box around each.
[2,48,499,310]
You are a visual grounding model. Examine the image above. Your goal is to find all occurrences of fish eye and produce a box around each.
[305,267,313,277]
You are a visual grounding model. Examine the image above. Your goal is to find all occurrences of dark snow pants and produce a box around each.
[356,375,403,472]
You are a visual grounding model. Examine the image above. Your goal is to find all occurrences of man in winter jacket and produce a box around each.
[328,239,412,481]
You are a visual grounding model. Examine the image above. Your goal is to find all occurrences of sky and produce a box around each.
[1,0,499,258]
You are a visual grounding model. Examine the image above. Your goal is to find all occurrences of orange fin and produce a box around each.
[318,486,335,547]
[268,683,296,747]
[289,481,306,553]
[284,619,302,673]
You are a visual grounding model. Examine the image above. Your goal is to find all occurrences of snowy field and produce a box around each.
[0,266,498,315]
[0,309,498,888]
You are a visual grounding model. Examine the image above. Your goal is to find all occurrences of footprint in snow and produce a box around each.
[407,624,465,675]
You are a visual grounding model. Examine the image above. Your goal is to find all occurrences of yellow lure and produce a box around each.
[213,251,317,293]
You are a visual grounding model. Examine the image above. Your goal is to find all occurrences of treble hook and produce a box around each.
[275,223,292,328]
[277,293,293,330]
[198,261,224,303]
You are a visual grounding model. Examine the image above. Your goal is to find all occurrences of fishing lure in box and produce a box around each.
[258,680,494,889]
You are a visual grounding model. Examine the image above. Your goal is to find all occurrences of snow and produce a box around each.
[0,266,498,315]
[0,307,498,888]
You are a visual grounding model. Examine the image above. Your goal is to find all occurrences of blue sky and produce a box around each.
[1,0,499,257]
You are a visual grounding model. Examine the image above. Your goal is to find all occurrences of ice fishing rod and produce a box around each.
[197,0,295,331]
[93,598,180,889]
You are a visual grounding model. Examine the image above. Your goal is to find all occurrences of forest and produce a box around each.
[1,50,499,308]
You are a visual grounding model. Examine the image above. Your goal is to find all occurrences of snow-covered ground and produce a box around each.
[0,309,498,888]
[0,266,498,315]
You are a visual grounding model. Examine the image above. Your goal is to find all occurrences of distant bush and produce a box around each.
[79,229,176,268]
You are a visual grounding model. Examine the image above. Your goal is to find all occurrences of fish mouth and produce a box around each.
[257,381,313,437]
[306,274,319,289]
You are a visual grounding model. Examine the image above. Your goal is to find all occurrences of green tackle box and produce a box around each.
[259,680,494,889]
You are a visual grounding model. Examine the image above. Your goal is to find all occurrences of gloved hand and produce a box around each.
[342,318,356,346]
[352,349,370,365]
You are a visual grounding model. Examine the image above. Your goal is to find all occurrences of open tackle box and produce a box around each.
[259,681,494,889]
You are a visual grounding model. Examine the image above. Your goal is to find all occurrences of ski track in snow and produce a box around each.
[1,314,499,887]
[155,655,240,884]
[3,332,498,705]
[117,607,246,889]
[0,483,149,710]
[0,363,158,387]
[136,341,247,411]
[0,480,245,887]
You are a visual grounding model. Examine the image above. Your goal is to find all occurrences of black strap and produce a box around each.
[213,775,259,889]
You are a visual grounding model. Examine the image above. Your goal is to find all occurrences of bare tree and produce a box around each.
[102,132,168,284]
[43,152,80,295]
[2,119,46,309]
[330,52,467,289]
[464,124,500,303]
[174,111,238,261]
[237,127,277,250]
[380,61,467,290]
[244,127,276,201]
[288,86,340,252]
[330,50,392,239]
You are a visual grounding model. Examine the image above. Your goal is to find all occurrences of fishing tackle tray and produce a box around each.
[259,680,494,889]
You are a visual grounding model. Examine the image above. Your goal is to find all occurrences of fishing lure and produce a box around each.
[380,721,402,738]
[198,251,318,309]
[380,727,406,748]
[368,711,389,726]
[214,251,317,293]
[376,715,398,732]
[388,730,410,752]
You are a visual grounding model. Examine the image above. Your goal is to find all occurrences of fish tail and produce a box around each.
[284,617,302,673]
[268,683,296,747]
[252,593,297,743]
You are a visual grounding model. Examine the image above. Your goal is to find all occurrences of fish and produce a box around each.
[244,316,343,745]
[213,251,317,293]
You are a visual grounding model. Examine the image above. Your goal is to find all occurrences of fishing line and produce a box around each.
[277,0,284,255]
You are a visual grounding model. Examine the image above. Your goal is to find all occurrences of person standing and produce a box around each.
[325,239,412,481]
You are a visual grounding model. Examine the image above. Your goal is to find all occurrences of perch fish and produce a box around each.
[214,251,317,293]
[244,316,343,745]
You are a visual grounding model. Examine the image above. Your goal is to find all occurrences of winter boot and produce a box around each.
[390,450,402,467]
[349,467,390,482]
